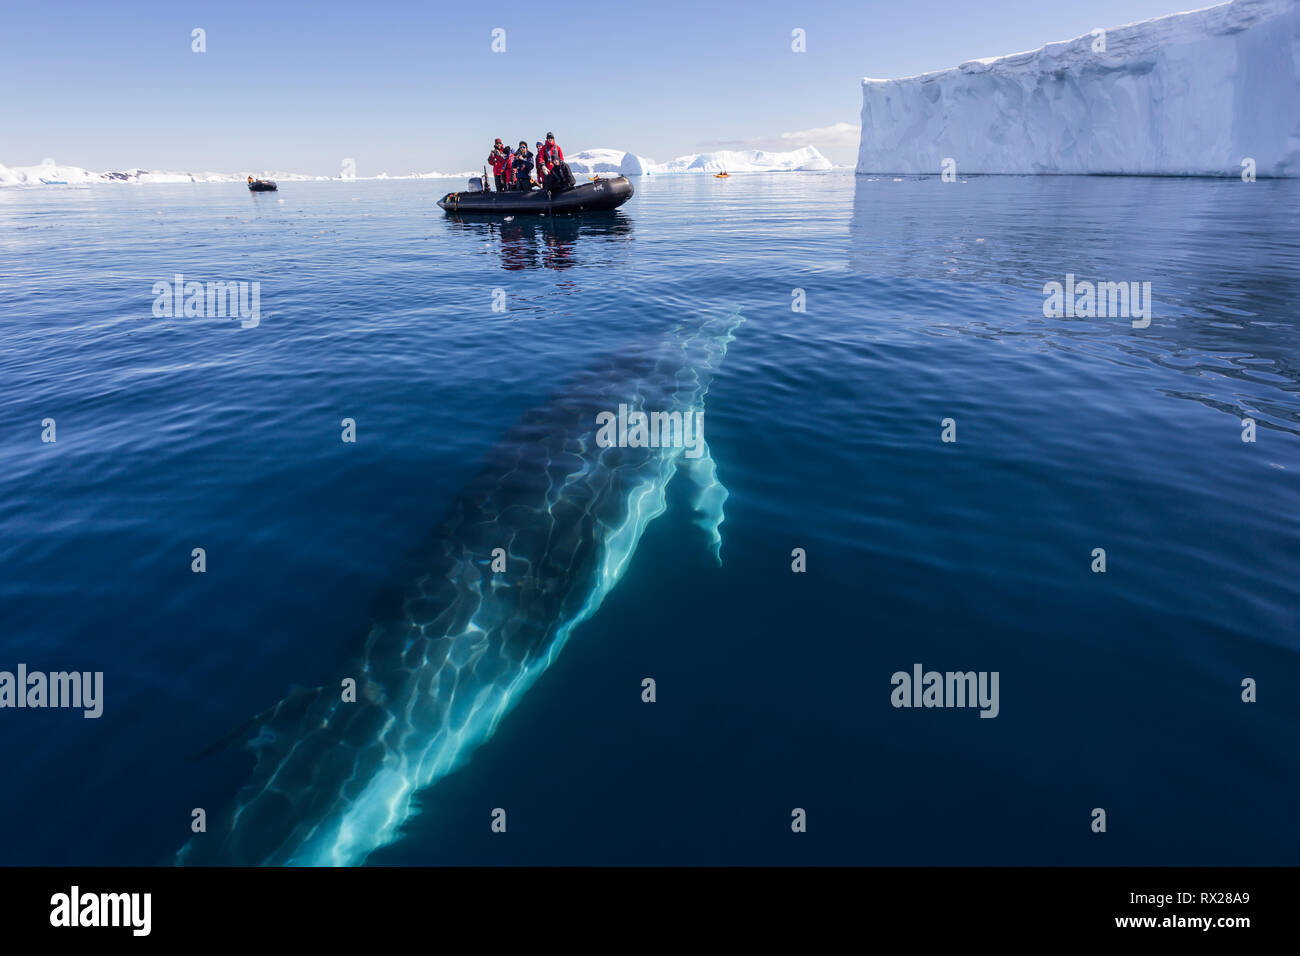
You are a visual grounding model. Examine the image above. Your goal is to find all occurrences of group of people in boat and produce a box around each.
[487,132,569,191]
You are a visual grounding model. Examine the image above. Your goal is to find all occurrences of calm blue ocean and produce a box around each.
[1,171,1297,865]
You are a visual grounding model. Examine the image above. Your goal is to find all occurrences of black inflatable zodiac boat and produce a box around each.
[437,175,633,216]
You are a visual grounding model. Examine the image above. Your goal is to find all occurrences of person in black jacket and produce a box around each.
[512,141,535,190]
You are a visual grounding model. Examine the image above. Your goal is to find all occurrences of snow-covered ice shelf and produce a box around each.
[856,0,1300,177]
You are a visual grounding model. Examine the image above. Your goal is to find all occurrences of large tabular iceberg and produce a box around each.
[856,0,1300,177]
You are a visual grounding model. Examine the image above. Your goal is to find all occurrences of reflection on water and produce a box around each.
[445,211,634,271]
[848,175,1300,434]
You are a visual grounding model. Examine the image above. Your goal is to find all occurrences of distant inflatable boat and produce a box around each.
[437,176,633,216]
[248,179,278,192]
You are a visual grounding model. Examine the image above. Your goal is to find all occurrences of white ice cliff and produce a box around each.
[856,0,1300,176]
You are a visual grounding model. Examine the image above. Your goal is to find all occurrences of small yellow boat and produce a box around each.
[714,171,730,179]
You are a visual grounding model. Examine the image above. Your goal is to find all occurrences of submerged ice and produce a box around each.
[177,313,742,866]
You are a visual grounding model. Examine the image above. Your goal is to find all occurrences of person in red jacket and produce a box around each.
[487,138,507,191]
[501,145,516,189]
[538,132,564,185]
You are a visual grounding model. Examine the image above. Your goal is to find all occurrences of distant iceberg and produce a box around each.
[856,0,1300,177]
[0,162,306,187]
[0,161,478,187]
[651,146,831,174]
[0,161,106,186]
[566,149,653,177]
[0,145,830,188]
[402,170,479,180]
[567,146,830,176]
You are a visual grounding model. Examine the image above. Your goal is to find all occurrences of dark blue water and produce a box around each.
[1,172,1297,865]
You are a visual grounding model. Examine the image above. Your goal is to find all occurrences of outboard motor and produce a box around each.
[467,176,485,192]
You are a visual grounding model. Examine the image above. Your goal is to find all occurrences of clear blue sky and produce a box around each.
[1,0,1197,174]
